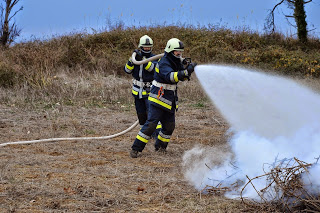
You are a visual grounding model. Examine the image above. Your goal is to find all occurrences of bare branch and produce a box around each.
[8,5,22,22]
[285,15,296,28]
[272,0,286,15]
[265,0,286,33]
[285,15,295,18]
[8,0,20,11]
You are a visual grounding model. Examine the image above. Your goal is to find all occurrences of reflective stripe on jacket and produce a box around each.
[124,53,156,99]
[148,52,184,112]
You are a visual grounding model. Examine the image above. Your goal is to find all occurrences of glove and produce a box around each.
[182,58,191,66]
[177,70,188,81]
[177,63,197,81]
[187,63,197,75]
[181,58,191,69]
[133,49,143,61]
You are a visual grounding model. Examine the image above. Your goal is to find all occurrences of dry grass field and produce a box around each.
[1,73,320,212]
[0,73,247,212]
[1,26,320,212]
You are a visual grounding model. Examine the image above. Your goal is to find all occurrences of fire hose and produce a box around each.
[0,52,164,148]
[0,120,140,147]
[131,52,164,65]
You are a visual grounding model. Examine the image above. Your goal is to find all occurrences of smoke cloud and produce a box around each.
[183,65,320,200]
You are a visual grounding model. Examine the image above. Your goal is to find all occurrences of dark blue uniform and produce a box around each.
[124,52,156,126]
[132,52,185,152]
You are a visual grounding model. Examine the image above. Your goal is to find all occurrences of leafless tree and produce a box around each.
[265,0,313,43]
[0,0,23,46]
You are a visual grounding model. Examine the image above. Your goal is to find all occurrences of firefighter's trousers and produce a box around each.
[134,97,149,126]
[134,97,161,137]
[132,104,175,152]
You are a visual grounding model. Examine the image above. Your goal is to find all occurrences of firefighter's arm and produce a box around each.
[144,60,155,72]
[177,63,197,81]
[124,58,134,74]
[157,62,179,83]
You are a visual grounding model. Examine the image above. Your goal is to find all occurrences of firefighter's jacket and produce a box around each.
[148,52,185,112]
[124,52,156,99]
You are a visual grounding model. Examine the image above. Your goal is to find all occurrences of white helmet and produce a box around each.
[164,38,184,53]
[138,35,153,48]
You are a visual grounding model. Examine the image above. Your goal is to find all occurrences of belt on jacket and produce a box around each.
[152,80,177,91]
[132,79,152,87]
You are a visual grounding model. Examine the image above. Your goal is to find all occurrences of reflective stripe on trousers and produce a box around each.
[132,104,175,152]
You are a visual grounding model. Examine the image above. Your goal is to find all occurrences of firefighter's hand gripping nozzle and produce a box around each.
[182,57,197,81]
[182,57,192,68]
[133,49,143,61]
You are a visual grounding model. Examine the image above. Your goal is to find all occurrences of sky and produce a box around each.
[12,0,320,43]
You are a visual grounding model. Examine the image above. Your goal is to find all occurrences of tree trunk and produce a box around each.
[1,0,10,45]
[1,21,9,46]
[294,0,308,43]
[0,0,22,46]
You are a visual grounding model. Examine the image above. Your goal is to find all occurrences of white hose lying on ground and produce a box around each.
[1,53,164,148]
[0,120,139,147]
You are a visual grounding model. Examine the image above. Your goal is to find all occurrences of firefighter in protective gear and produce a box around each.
[130,38,197,158]
[124,35,161,134]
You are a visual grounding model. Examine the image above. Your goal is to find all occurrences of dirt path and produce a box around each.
[0,102,247,212]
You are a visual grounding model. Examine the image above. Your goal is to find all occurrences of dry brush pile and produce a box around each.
[204,157,320,212]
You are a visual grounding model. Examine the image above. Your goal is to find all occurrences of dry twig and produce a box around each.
[203,158,320,212]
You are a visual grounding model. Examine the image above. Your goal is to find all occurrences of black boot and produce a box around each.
[155,147,167,153]
[130,150,139,158]
[155,139,168,152]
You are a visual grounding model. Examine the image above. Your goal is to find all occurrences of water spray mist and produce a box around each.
[183,65,320,201]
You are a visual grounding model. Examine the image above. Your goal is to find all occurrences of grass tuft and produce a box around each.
[0,25,319,106]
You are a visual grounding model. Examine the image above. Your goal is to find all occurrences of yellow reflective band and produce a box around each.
[158,134,170,143]
[132,89,148,96]
[137,135,149,143]
[148,96,172,110]
[132,89,138,95]
[155,66,159,73]
[174,72,178,82]
[145,61,152,70]
[126,64,134,70]
[156,124,162,129]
